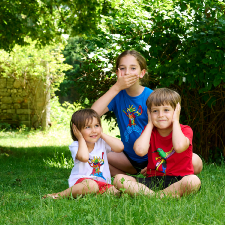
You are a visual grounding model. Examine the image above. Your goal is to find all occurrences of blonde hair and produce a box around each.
[70,108,101,141]
[146,88,181,110]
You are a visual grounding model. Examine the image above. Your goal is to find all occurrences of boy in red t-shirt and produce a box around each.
[114,88,201,197]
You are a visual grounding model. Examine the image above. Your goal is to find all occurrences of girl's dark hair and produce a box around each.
[70,108,101,141]
[146,88,181,110]
[115,50,147,71]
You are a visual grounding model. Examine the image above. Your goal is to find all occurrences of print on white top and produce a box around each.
[68,138,111,187]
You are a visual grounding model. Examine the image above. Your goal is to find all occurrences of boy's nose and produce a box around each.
[158,111,163,117]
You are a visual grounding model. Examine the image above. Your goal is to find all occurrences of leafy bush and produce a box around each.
[50,96,84,128]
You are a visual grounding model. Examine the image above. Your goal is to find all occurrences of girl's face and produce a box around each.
[118,55,145,78]
[80,117,102,146]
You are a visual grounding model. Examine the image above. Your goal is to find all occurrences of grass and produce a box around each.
[0,121,225,224]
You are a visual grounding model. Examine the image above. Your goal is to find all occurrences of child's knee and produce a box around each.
[181,175,201,191]
[113,174,124,187]
[80,179,99,194]
[192,153,203,175]
[107,186,120,196]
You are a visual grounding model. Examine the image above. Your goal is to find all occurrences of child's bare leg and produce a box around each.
[192,153,203,175]
[159,175,201,198]
[104,186,120,196]
[46,179,99,199]
[113,174,154,196]
[108,152,138,176]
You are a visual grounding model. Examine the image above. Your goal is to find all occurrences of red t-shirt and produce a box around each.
[147,125,194,177]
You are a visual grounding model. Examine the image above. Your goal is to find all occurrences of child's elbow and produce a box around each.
[77,154,89,162]
[114,143,124,153]
[134,146,148,157]
[119,143,124,152]
[174,144,188,153]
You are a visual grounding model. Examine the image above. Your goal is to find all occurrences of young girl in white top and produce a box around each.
[44,108,124,199]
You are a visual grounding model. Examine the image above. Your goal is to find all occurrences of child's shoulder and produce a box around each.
[180,124,192,130]
[69,141,78,148]
[180,124,193,136]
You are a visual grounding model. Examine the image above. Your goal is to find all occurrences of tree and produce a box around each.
[0,0,110,51]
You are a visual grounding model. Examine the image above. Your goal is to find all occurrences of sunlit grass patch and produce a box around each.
[43,151,74,169]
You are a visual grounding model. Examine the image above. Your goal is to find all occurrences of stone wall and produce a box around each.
[0,76,50,129]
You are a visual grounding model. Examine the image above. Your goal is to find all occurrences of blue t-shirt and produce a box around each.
[108,87,153,163]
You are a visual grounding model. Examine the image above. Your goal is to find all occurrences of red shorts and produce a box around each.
[75,178,113,194]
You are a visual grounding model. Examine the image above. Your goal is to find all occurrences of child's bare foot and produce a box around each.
[42,193,60,199]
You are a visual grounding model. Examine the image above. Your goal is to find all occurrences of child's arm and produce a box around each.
[72,124,89,162]
[134,109,154,156]
[172,103,190,153]
[91,68,138,116]
[101,132,124,153]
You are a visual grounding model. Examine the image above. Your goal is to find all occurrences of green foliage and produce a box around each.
[63,0,225,161]
[56,37,85,102]
[0,40,72,96]
[50,96,83,127]
[43,151,74,169]
[0,40,72,128]
[0,0,114,51]
[0,122,11,131]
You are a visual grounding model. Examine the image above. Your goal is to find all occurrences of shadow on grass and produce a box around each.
[0,145,72,197]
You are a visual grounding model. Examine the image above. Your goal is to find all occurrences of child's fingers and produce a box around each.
[72,124,77,132]
[72,124,80,136]
[116,68,121,78]
[175,102,181,113]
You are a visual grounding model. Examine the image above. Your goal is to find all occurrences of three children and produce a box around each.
[44,50,201,199]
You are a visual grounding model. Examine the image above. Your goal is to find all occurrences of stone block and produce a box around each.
[7,81,14,88]
[7,109,16,114]
[14,79,21,88]
[12,114,19,121]
[0,114,11,120]
[18,114,29,121]
[17,109,31,114]
[0,79,6,88]
[13,96,24,103]
[14,103,21,109]
[21,103,29,109]
[1,104,10,109]
[0,88,10,96]
[1,97,12,104]
[21,90,28,97]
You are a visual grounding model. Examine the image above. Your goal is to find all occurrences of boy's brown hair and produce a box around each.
[115,50,147,71]
[70,108,101,141]
[146,88,181,110]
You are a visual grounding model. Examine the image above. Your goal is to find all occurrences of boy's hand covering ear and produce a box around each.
[147,109,154,127]
[172,103,181,123]
[115,68,138,91]
[72,124,83,141]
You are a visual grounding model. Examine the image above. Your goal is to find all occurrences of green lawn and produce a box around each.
[0,123,224,224]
